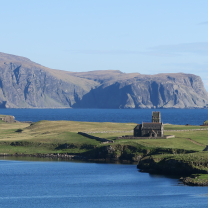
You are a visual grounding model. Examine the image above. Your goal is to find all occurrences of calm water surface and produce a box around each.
[0,159,208,208]
[0,108,207,125]
[1,109,208,207]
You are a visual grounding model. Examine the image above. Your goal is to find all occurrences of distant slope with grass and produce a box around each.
[0,52,208,108]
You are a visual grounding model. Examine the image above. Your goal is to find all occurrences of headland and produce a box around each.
[1,116,208,186]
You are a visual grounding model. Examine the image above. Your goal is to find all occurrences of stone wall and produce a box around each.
[78,132,114,143]
[116,135,175,140]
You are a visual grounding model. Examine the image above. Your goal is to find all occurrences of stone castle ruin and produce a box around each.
[152,111,161,123]
[134,112,164,138]
[0,115,15,123]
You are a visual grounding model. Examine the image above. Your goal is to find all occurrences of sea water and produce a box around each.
[0,108,208,207]
[0,108,207,125]
[0,159,208,208]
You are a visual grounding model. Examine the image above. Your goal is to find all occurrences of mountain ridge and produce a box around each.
[0,52,207,109]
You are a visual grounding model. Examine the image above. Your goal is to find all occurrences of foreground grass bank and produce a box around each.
[1,120,208,185]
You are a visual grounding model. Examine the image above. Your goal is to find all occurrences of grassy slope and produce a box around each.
[0,121,136,154]
[0,121,207,155]
[164,124,208,130]
[1,120,208,184]
[92,124,208,151]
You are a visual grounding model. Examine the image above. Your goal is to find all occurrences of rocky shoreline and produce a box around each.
[2,150,208,186]
[179,176,208,186]
[0,152,135,164]
[137,156,208,186]
[2,152,208,186]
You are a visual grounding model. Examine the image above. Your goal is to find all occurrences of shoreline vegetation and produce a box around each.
[1,117,208,186]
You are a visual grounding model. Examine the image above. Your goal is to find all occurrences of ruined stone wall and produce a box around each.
[0,116,15,123]
[116,135,174,140]
[78,132,114,143]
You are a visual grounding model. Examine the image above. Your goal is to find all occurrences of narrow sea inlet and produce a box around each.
[0,158,208,208]
[0,108,208,207]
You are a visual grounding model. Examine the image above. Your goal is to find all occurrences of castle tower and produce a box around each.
[152,111,161,123]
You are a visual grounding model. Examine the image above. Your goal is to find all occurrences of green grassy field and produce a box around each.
[0,120,208,154]
[163,124,208,130]
[1,119,208,185]
[0,120,135,154]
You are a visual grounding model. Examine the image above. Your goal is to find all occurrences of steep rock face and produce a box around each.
[0,63,74,107]
[0,52,208,108]
[0,55,97,108]
[73,73,208,109]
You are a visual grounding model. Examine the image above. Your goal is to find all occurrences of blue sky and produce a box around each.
[1,0,208,90]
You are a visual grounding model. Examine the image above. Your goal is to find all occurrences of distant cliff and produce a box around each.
[0,52,207,109]
[0,52,98,108]
[72,72,208,109]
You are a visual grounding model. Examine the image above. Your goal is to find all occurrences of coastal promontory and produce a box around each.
[0,52,207,108]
